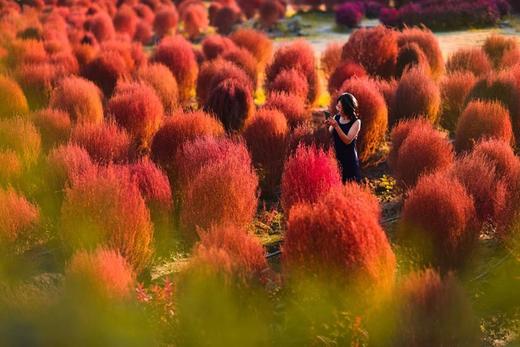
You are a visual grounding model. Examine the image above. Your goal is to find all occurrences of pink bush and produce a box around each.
[281,145,341,214]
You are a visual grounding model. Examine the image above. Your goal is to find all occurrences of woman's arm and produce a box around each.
[333,119,361,145]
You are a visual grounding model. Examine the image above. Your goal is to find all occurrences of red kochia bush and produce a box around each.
[0,117,41,168]
[328,61,367,95]
[446,48,492,77]
[267,68,309,101]
[341,26,398,80]
[472,139,519,183]
[0,151,22,185]
[153,6,179,38]
[263,92,310,129]
[400,171,477,269]
[31,108,71,149]
[108,82,164,146]
[180,144,258,235]
[230,29,273,68]
[182,2,209,39]
[152,36,198,102]
[501,48,520,69]
[134,20,153,44]
[50,76,103,125]
[46,144,94,189]
[70,122,131,164]
[394,269,480,346]
[88,12,116,42]
[0,75,29,118]
[455,100,513,153]
[136,63,179,113]
[374,78,398,124]
[395,42,431,78]
[283,186,396,294]
[335,77,388,163]
[0,188,40,254]
[440,72,477,133]
[394,67,441,124]
[60,165,153,273]
[483,34,518,68]
[205,79,254,133]
[113,5,138,38]
[266,40,319,105]
[450,154,507,224]
[391,120,454,188]
[151,110,225,173]
[281,145,341,214]
[388,118,432,169]
[243,108,288,197]
[201,35,236,60]
[66,247,135,299]
[222,48,259,88]
[335,2,363,28]
[14,63,56,110]
[213,4,242,35]
[398,27,445,79]
[321,42,343,79]
[259,0,285,28]
[189,225,268,286]
[82,50,129,97]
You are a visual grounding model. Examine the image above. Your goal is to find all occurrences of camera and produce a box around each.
[323,110,332,119]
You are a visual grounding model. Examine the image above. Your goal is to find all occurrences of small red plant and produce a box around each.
[153,5,179,38]
[263,92,310,129]
[230,29,273,68]
[439,72,477,133]
[201,34,236,60]
[267,68,309,101]
[136,63,179,113]
[446,47,492,77]
[328,61,366,95]
[398,27,445,79]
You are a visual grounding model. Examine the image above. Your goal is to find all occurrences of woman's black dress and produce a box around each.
[332,114,361,183]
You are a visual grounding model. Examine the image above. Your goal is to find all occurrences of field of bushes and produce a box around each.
[1,0,520,345]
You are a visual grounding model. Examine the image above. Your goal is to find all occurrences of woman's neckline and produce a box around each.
[338,115,352,124]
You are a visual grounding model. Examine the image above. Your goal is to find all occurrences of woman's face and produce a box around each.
[336,101,343,114]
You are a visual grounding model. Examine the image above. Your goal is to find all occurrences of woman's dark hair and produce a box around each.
[337,92,359,120]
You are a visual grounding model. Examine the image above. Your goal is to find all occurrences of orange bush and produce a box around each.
[281,145,341,214]
[82,50,130,97]
[446,47,492,77]
[395,42,431,78]
[439,72,477,133]
[320,42,343,79]
[182,2,208,39]
[283,186,395,294]
[335,77,388,162]
[0,75,29,118]
[153,5,179,38]
[87,12,116,42]
[222,47,259,88]
[483,34,518,68]
[151,110,225,174]
[341,26,398,79]
[0,117,41,168]
[230,29,273,68]
[31,108,71,150]
[50,76,103,124]
[107,81,164,146]
[388,118,432,169]
[66,247,135,299]
[472,138,519,183]
[136,63,179,113]
[14,63,56,110]
[46,144,94,190]
[501,48,520,69]
[455,100,513,153]
[152,35,198,102]
[243,108,288,198]
[398,27,444,79]
[263,92,310,129]
[394,67,441,124]
[328,61,366,95]
[267,68,309,101]
[400,171,477,269]
[201,34,236,60]
[60,164,153,272]
[0,151,22,185]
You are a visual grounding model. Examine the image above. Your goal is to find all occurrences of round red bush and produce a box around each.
[281,145,341,214]
[66,247,135,299]
[455,100,513,153]
[400,171,477,269]
[113,5,138,38]
[501,48,520,69]
[328,61,366,95]
[213,5,242,35]
[60,164,153,272]
[153,5,179,38]
[394,269,480,346]
[266,40,319,105]
[259,0,285,28]
[394,67,441,124]
[472,138,519,183]
[237,0,263,19]
[267,68,309,101]
[31,108,71,149]
[82,50,130,97]
[335,77,388,163]
[263,92,310,129]
[230,29,273,68]
[180,144,258,235]
[483,34,518,68]
[321,42,343,79]
[450,153,507,224]
[87,12,115,42]
[46,144,94,189]
[398,27,444,79]
[288,123,332,155]
[446,48,492,77]
[222,47,259,88]
[134,20,153,44]
[395,42,431,78]
[283,185,396,294]
[204,79,254,133]
[50,76,103,124]
[374,77,398,125]
[107,81,164,146]
[151,110,225,174]
[440,72,477,133]
[70,121,131,164]
[201,34,236,60]
[341,26,398,80]
[136,63,179,113]
[0,75,29,118]
[14,63,57,110]
[152,36,198,103]
[391,121,454,188]
[243,108,288,197]
[190,224,268,286]
[182,2,209,39]
[0,188,40,254]
[335,2,363,28]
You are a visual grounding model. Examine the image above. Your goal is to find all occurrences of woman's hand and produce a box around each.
[324,118,337,128]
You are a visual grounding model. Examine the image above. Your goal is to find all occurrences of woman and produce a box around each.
[325,92,362,183]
